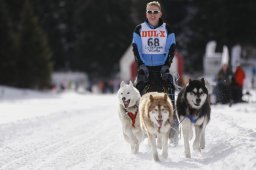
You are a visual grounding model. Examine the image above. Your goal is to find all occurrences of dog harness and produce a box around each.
[124,107,138,127]
[127,112,137,127]
[186,109,204,124]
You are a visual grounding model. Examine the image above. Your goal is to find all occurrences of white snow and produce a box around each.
[0,86,256,170]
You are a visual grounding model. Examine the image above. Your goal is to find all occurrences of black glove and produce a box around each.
[138,65,149,78]
[160,65,170,74]
[160,65,172,81]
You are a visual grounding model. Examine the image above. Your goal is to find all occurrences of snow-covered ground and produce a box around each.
[0,86,256,170]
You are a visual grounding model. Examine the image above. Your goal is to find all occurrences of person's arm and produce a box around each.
[132,25,144,66]
[164,25,176,67]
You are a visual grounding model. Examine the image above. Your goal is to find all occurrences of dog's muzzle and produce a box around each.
[194,98,201,106]
[155,117,163,127]
[122,97,130,108]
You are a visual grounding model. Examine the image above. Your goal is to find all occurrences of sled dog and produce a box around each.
[176,78,211,158]
[139,92,173,161]
[117,81,144,154]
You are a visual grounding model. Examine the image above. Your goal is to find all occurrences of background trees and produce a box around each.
[0,0,256,88]
[17,0,52,89]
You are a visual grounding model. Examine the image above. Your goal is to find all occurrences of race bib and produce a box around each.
[141,23,167,54]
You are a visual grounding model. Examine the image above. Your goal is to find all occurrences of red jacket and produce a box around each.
[235,66,245,88]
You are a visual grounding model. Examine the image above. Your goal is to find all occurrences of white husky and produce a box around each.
[139,92,173,161]
[117,81,144,154]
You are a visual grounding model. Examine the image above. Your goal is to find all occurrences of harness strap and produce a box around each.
[127,112,137,127]
[185,109,205,124]
[186,115,198,124]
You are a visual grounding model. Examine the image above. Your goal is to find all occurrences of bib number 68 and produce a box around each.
[147,38,160,47]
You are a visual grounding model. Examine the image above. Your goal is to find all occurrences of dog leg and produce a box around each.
[200,121,207,149]
[148,134,159,161]
[200,128,205,149]
[124,133,137,154]
[157,134,162,149]
[131,143,139,154]
[162,132,169,159]
[124,126,138,143]
[193,126,201,152]
[124,128,139,154]
[132,130,142,154]
[135,143,139,153]
[135,130,144,144]
[181,117,192,158]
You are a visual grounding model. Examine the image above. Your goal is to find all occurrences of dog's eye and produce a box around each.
[200,92,205,96]
[191,92,196,95]
[127,92,130,94]
[121,92,123,95]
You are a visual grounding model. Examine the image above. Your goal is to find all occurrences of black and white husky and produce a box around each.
[176,78,211,158]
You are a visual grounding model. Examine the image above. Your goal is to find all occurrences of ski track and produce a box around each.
[0,93,255,170]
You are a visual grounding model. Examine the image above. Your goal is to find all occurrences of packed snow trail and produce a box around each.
[0,90,255,170]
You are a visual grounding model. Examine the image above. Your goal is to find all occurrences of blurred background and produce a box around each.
[0,0,256,93]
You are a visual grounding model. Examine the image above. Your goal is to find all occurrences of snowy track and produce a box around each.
[0,91,255,170]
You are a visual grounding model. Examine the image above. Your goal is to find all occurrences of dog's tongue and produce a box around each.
[157,120,163,127]
[123,100,130,108]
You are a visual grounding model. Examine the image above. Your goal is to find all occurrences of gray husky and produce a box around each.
[176,78,211,158]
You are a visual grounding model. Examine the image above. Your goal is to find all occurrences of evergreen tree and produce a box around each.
[0,0,17,86]
[73,0,135,77]
[33,0,71,70]
[17,0,52,89]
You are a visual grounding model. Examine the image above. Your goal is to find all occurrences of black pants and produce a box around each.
[135,66,175,107]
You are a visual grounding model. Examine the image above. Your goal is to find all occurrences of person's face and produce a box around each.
[222,64,228,72]
[146,5,162,26]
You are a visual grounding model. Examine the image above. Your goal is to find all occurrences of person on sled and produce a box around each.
[131,1,179,146]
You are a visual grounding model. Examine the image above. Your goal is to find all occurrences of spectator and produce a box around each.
[213,63,233,104]
[232,62,246,102]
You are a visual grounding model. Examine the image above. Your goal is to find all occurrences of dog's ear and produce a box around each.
[186,79,191,87]
[164,93,168,101]
[150,95,154,102]
[129,80,133,87]
[200,78,205,86]
[120,81,125,87]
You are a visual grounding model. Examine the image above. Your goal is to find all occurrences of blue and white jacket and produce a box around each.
[132,19,176,67]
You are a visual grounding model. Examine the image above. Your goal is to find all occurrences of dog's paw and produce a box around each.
[162,151,168,159]
[153,154,160,162]
[193,144,201,152]
[131,144,139,154]
[185,153,191,158]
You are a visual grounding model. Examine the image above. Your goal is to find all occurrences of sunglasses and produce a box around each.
[146,10,161,14]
